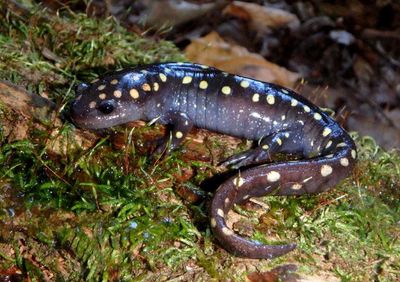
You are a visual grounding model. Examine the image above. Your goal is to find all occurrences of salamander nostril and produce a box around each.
[75,82,89,94]
[98,100,116,114]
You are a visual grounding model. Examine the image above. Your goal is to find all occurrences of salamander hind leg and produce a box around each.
[219,130,293,169]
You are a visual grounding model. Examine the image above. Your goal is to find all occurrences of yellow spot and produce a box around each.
[175,131,183,139]
[304,105,311,112]
[351,149,357,159]
[267,171,280,182]
[200,65,209,69]
[153,82,159,91]
[281,89,289,94]
[302,176,313,183]
[314,113,322,120]
[321,165,333,177]
[284,133,290,138]
[142,83,151,91]
[325,140,332,149]
[97,85,106,91]
[129,88,139,99]
[89,101,96,109]
[159,73,167,82]
[292,183,302,190]
[99,93,106,100]
[110,79,118,85]
[240,80,250,88]
[199,80,208,89]
[232,177,244,187]
[340,158,349,167]
[281,115,286,121]
[322,127,332,137]
[337,142,347,147]
[113,90,122,98]
[221,86,231,95]
[252,93,260,102]
[326,154,334,158]
[210,218,217,228]
[222,227,234,236]
[276,138,282,146]
[291,99,298,107]
[267,94,275,105]
[217,209,224,218]
[262,144,269,150]
[182,76,192,84]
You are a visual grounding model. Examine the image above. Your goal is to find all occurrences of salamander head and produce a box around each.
[70,73,146,129]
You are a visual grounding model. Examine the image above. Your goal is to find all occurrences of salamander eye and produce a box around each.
[98,100,116,114]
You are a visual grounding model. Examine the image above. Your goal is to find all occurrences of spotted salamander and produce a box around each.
[71,62,357,259]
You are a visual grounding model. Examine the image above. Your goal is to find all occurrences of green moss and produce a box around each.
[0,1,399,281]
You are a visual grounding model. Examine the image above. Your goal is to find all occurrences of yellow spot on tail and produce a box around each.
[182,76,192,84]
[267,171,280,182]
[159,73,167,82]
[99,93,106,100]
[142,83,151,91]
[97,85,106,91]
[113,90,122,98]
[217,209,224,218]
[252,93,260,102]
[276,138,282,146]
[210,218,217,228]
[199,80,208,89]
[129,89,139,99]
[240,80,250,88]
[262,144,269,150]
[110,79,118,85]
[232,177,244,187]
[314,113,322,120]
[153,82,159,91]
[351,149,356,159]
[221,86,231,95]
[340,158,349,167]
[322,127,332,137]
[267,94,275,105]
[89,101,96,109]
[222,227,234,236]
[175,131,183,139]
[291,99,298,107]
[321,165,333,177]
[303,105,311,112]
[325,140,332,149]
[291,183,302,190]
[337,142,347,147]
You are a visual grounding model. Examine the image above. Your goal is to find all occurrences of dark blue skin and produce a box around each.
[71,62,357,259]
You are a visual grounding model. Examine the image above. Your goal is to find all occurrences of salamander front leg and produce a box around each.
[219,131,292,169]
[153,111,193,155]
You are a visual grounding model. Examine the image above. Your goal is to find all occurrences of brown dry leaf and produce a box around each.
[185,31,300,88]
[223,1,300,32]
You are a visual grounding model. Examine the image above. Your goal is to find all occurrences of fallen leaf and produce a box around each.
[223,1,300,33]
[185,31,300,87]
